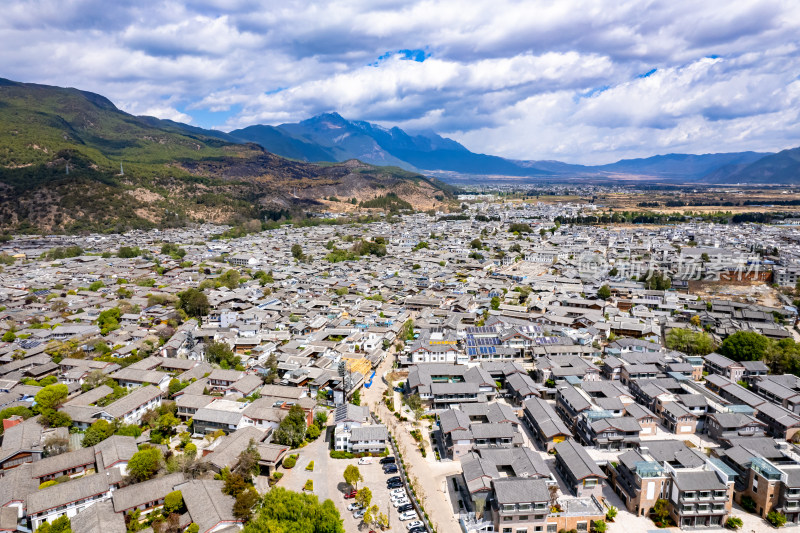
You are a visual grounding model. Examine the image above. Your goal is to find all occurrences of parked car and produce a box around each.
[392,498,410,508]
[383,466,398,474]
[408,527,426,533]
[344,489,357,499]
[387,481,403,489]
[387,476,401,483]
[394,386,404,393]
[389,489,406,497]
[354,509,366,519]
[380,456,396,464]
[347,503,362,512]
[358,457,372,465]
[399,511,418,521]
[406,521,424,530]
[390,491,407,500]
[398,504,415,513]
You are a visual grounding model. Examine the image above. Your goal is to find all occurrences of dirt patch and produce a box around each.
[127,188,164,203]
[691,282,782,307]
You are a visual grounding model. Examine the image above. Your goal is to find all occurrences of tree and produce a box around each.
[720,331,769,361]
[653,498,670,524]
[690,315,701,327]
[314,410,328,429]
[82,419,115,447]
[128,447,163,482]
[244,487,344,533]
[548,484,559,509]
[97,307,121,334]
[35,515,71,533]
[597,284,611,300]
[178,288,209,318]
[34,384,68,411]
[362,505,379,526]
[355,487,372,509]
[164,490,185,514]
[291,244,304,261]
[223,473,248,497]
[234,439,261,481]
[2,330,15,342]
[725,516,743,530]
[233,487,259,522]
[43,434,69,456]
[351,389,361,406]
[490,296,500,310]
[767,511,787,528]
[665,328,716,356]
[605,505,617,522]
[205,341,241,369]
[40,409,72,428]
[343,465,363,490]
[407,393,424,420]
[592,520,607,533]
[470,239,482,249]
[273,404,307,447]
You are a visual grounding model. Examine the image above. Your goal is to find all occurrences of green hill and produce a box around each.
[0,78,452,233]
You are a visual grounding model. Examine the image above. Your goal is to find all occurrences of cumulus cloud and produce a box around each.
[1,0,799,162]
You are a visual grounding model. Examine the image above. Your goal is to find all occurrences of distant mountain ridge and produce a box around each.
[700,146,800,184]
[230,113,779,181]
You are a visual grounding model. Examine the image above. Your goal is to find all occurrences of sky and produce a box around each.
[2,0,800,164]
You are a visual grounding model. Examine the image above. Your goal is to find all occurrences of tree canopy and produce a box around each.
[273,404,307,447]
[665,328,716,356]
[719,330,769,361]
[34,384,68,411]
[128,446,164,482]
[243,487,343,533]
[178,288,209,318]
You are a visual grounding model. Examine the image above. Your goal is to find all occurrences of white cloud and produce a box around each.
[1,0,799,163]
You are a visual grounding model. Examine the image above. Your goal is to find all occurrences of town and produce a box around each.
[3,196,800,533]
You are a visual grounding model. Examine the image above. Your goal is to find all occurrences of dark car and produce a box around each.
[398,504,415,513]
[387,481,403,489]
[394,386,404,393]
[408,527,426,533]
[384,464,398,471]
[387,476,401,483]
[380,456,396,464]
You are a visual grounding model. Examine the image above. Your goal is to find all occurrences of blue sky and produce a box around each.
[2,0,799,164]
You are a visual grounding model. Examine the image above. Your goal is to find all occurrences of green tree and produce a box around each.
[273,404,307,447]
[2,330,16,342]
[34,384,68,411]
[233,487,259,522]
[97,307,121,334]
[118,246,141,258]
[82,419,115,447]
[34,515,71,533]
[164,490,185,514]
[223,472,248,497]
[653,498,670,524]
[767,511,787,528]
[470,239,482,249]
[355,487,372,508]
[665,328,716,356]
[343,464,363,490]
[351,389,361,406]
[407,393,424,420]
[177,288,209,318]
[490,296,500,310]
[719,331,770,361]
[725,517,743,530]
[128,447,163,482]
[234,439,261,481]
[597,284,611,300]
[291,244,304,261]
[244,487,343,533]
[205,341,241,369]
[40,409,72,428]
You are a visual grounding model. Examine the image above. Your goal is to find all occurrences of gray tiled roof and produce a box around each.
[554,439,606,480]
[176,479,240,532]
[72,499,126,533]
[112,472,186,512]
[673,470,726,491]
[492,477,550,504]
[26,472,110,515]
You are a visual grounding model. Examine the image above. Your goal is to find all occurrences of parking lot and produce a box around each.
[337,457,420,532]
[277,436,420,532]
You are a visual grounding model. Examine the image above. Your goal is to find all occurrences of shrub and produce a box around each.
[767,511,787,528]
[330,450,355,459]
[725,517,743,530]
[306,461,315,471]
[283,455,297,469]
[303,479,314,491]
[740,495,756,513]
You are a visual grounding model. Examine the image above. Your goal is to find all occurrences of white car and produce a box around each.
[393,498,411,508]
[358,457,372,465]
[399,511,418,521]
[407,521,424,530]
[390,491,407,500]
[354,509,366,519]
[347,503,362,512]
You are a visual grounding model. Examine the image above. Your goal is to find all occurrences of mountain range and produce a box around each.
[228,112,797,183]
[0,78,452,233]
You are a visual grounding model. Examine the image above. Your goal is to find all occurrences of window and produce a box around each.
[684,491,695,499]
[504,517,513,522]
[503,529,512,533]
[519,516,528,521]
[503,505,516,513]
[547,526,557,533]
[576,522,587,532]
